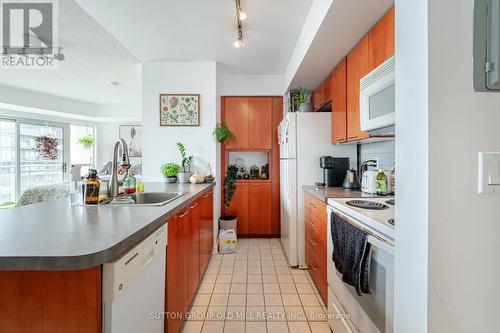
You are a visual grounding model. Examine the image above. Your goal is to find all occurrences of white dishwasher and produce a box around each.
[103,223,167,333]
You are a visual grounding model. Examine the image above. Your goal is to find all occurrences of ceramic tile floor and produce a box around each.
[182,238,331,333]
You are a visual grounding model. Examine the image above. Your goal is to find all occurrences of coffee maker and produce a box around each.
[319,156,350,187]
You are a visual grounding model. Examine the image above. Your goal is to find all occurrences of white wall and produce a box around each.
[142,61,219,251]
[219,75,284,96]
[394,1,428,332]
[397,0,500,332]
[141,61,217,181]
[426,0,500,331]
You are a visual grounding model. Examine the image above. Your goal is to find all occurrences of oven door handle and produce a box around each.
[367,235,394,255]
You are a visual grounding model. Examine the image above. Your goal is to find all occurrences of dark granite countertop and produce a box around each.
[0,182,214,271]
[303,185,392,203]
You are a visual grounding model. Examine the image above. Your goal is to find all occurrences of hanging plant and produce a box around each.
[34,136,59,160]
[77,134,95,149]
[224,165,238,208]
[213,122,236,143]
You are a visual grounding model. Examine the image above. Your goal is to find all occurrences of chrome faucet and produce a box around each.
[110,139,131,198]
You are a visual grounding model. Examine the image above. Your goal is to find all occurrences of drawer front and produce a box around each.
[306,194,327,224]
[305,212,327,246]
[306,239,328,303]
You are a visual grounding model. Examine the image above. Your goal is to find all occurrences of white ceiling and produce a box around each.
[0,0,141,104]
[75,0,313,74]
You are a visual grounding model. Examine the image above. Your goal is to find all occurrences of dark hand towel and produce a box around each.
[331,212,371,296]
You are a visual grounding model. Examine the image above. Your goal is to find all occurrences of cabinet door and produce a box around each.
[248,97,272,149]
[166,214,184,333]
[331,58,347,144]
[187,201,200,305]
[200,191,213,274]
[225,182,248,235]
[368,7,395,70]
[346,36,370,142]
[224,97,249,149]
[177,209,190,315]
[248,182,272,235]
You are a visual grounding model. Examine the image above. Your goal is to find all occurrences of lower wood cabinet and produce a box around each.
[225,181,272,236]
[166,190,213,333]
[0,267,102,333]
[304,192,328,303]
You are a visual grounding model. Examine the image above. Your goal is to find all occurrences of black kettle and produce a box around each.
[343,169,360,190]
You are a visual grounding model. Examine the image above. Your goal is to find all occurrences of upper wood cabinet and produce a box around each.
[248,97,272,149]
[313,75,332,111]
[347,35,370,142]
[224,97,249,149]
[331,58,347,144]
[224,97,272,150]
[368,7,395,71]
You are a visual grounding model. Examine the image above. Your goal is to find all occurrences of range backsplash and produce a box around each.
[358,140,395,171]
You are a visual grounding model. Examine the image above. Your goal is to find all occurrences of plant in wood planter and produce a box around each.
[161,163,181,183]
[220,164,239,232]
[176,142,193,183]
[213,122,236,143]
[34,136,59,160]
[77,134,95,149]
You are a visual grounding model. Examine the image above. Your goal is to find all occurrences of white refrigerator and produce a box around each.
[279,112,355,268]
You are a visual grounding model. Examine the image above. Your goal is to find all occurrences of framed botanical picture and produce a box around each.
[119,125,142,157]
[159,94,200,126]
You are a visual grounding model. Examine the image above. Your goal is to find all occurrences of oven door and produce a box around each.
[329,211,394,333]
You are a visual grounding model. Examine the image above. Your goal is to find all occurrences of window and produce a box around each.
[0,116,96,206]
[0,119,16,206]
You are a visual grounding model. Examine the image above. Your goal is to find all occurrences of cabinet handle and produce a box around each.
[202,194,210,198]
[309,238,318,246]
[348,136,358,140]
[310,263,319,271]
[179,209,190,218]
[336,138,346,142]
[190,202,198,209]
[309,202,317,208]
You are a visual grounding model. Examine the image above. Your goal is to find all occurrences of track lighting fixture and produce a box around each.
[234,0,245,48]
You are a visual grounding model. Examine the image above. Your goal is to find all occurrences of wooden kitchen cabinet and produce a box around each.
[187,201,201,306]
[248,182,272,235]
[313,75,332,111]
[331,58,347,144]
[304,192,328,303]
[0,267,102,333]
[223,97,272,150]
[225,182,249,235]
[166,191,214,333]
[224,97,249,149]
[224,181,272,236]
[368,7,395,71]
[200,190,214,274]
[248,97,272,149]
[346,35,370,142]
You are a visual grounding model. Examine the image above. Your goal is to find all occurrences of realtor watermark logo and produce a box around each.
[0,0,60,68]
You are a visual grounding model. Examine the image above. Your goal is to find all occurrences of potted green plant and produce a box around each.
[77,134,96,149]
[176,142,193,183]
[213,122,236,143]
[161,163,181,183]
[219,165,238,231]
[294,87,313,112]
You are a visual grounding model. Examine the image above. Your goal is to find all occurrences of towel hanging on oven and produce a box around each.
[331,212,372,296]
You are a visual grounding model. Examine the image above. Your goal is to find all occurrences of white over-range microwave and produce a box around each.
[360,55,395,134]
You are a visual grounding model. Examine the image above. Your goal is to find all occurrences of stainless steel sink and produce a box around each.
[101,191,187,206]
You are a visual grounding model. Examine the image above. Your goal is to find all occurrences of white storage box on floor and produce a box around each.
[219,229,237,254]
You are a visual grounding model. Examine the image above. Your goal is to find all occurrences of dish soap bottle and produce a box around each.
[390,165,396,195]
[123,169,136,194]
[376,169,388,196]
[85,169,100,204]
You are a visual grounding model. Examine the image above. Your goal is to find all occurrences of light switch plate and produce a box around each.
[478,152,500,193]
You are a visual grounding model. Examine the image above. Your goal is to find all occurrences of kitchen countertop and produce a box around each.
[303,185,393,203]
[0,182,214,271]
